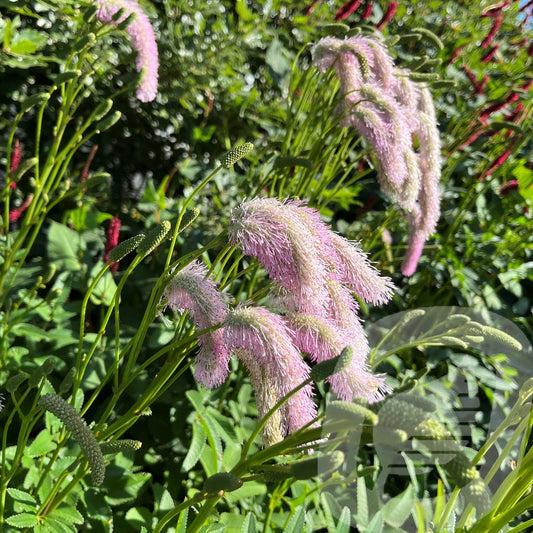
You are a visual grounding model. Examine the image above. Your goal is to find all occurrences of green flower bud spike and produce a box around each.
[6,373,29,393]
[100,439,142,455]
[137,221,171,257]
[290,450,345,480]
[481,325,522,351]
[203,472,243,495]
[177,208,200,234]
[108,234,146,263]
[38,394,105,486]
[326,400,379,427]
[59,368,77,394]
[220,142,254,168]
[310,346,354,382]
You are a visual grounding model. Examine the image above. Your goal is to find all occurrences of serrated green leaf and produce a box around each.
[205,407,238,443]
[47,221,83,271]
[6,489,37,513]
[334,507,352,533]
[51,505,84,525]
[181,420,206,472]
[6,513,38,528]
[356,475,369,526]
[125,507,151,529]
[186,389,205,412]
[42,515,77,533]
[283,507,306,533]
[240,512,257,533]
[381,485,415,528]
[176,507,188,533]
[26,429,55,457]
[89,264,117,306]
[200,413,223,471]
[364,512,384,533]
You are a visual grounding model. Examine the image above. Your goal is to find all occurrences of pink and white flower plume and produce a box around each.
[95,0,159,102]
[163,261,230,388]
[312,35,442,275]
[224,305,317,447]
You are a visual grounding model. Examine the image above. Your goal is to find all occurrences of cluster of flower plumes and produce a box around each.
[163,198,394,446]
[312,36,441,276]
[95,0,159,102]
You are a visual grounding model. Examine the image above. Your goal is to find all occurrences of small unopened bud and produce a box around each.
[108,234,146,263]
[310,346,354,382]
[6,373,29,393]
[41,357,55,376]
[326,400,378,427]
[59,368,76,394]
[177,208,200,234]
[95,111,121,132]
[203,472,243,494]
[137,221,171,257]
[100,439,142,455]
[220,142,254,168]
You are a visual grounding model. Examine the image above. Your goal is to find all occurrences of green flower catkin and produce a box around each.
[100,439,142,455]
[310,346,353,382]
[6,373,29,393]
[137,221,171,257]
[481,325,522,351]
[290,450,345,480]
[326,400,378,426]
[377,398,430,434]
[38,394,105,486]
[203,472,243,494]
[177,208,200,234]
[108,234,145,262]
[220,142,254,168]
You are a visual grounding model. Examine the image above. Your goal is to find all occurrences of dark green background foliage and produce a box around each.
[0,0,532,531]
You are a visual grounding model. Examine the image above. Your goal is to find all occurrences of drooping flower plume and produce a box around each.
[228,198,333,316]
[95,0,159,102]
[229,198,394,404]
[287,312,390,403]
[164,261,231,388]
[312,35,442,275]
[224,305,317,447]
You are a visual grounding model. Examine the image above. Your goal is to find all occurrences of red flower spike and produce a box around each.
[336,0,363,21]
[10,139,22,173]
[103,216,122,272]
[362,1,373,18]
[500,180,519,196]
[376,2,398,30]
[9,194,33,224]
[481,44,499,63]
[481,16,502,48]
[448,46,464,64]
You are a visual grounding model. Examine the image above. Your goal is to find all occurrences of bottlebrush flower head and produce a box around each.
[328,232,395,305]
[312,35,442,276]
[10,139,22,173]
[287,312,390,403]
[103,216,121,271]
[224,305,317,446]
[164,261,231,388]
[228,198,332,315]
[95,0,159,102]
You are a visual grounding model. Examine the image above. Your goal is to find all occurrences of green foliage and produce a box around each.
[0,0,532,532]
